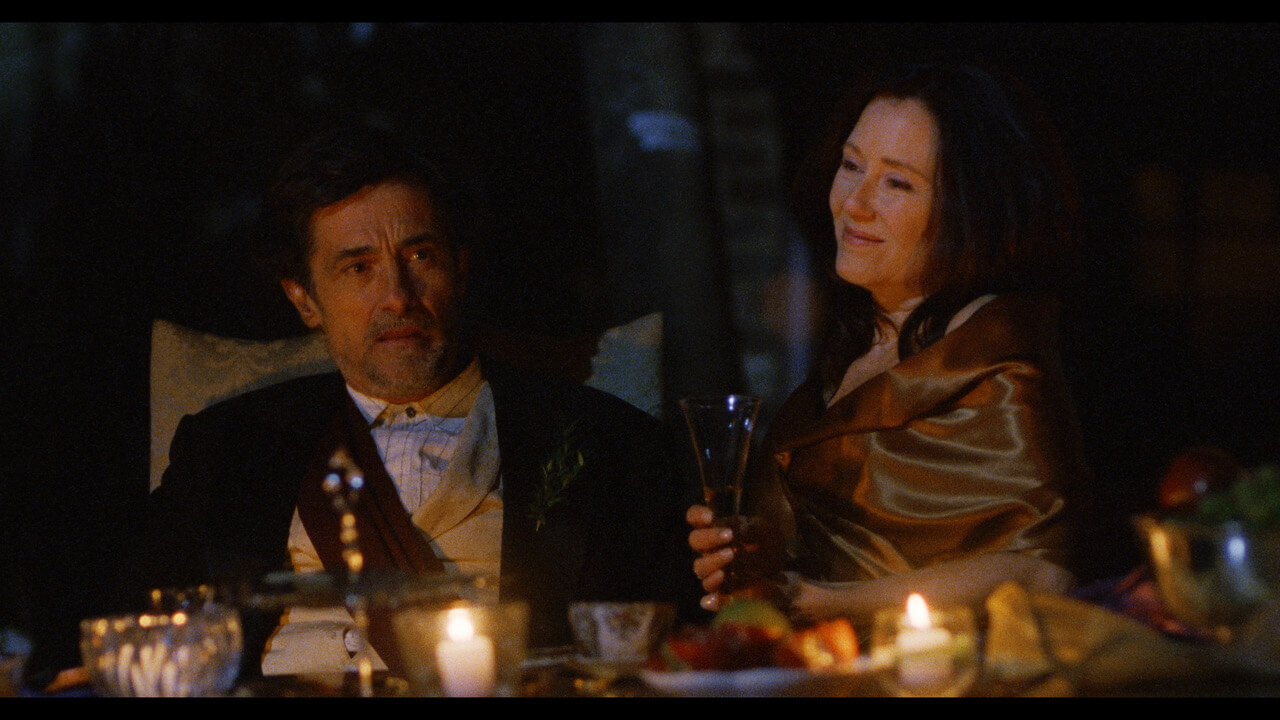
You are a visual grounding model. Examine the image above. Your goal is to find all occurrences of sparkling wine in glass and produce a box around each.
[679,395,761,523]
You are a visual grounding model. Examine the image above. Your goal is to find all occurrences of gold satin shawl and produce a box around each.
[761,295,1087,582]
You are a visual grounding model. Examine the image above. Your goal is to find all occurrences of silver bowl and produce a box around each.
[1134,514,1280,642]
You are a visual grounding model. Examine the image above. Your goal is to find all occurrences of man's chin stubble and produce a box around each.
[365,344,461,400]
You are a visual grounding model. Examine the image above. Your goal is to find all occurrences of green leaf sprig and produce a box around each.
[528,421,588,532]
[1189,464,1280,532]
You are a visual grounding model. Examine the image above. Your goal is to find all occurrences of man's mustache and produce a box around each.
[368,313,436,341]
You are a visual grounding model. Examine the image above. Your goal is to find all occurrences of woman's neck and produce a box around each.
[873,289,925,317]
[877,295,924,335]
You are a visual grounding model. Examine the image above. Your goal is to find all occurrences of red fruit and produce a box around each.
[770,642,807,668]
[713,622,780,670]
[655,627,722,671]
[811,617,859,663]
[775,618,860,670]
[1158,445,1243,511]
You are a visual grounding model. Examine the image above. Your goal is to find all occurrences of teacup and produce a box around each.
[568,601,674,665]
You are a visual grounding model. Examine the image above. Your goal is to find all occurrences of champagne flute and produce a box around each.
[680,395,762,594]
[678,395,761,524]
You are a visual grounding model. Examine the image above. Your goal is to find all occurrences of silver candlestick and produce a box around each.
[322,447,373,698]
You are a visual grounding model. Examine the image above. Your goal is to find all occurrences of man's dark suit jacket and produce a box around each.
[120,358,704,676]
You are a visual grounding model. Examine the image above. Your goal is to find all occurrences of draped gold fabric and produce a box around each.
[755,295,1088,582]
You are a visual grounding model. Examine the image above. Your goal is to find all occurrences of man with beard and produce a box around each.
[112,123,702,681]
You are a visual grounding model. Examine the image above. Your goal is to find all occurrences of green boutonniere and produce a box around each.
[528,421,588,532]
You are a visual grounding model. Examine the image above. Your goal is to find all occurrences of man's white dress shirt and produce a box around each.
[261,359,504,676]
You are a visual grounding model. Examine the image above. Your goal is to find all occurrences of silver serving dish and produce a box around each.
[1134,514,1280,642]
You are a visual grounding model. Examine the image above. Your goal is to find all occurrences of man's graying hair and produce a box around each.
[253,122,473,290]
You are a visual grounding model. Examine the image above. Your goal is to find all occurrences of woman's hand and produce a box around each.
[687,505,736,609]
[687,505,787,612]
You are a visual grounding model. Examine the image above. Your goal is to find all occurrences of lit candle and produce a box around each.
[895,593,953,689]
[435,607,497,697]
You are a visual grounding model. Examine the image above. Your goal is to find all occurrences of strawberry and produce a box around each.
[653,627,723,671]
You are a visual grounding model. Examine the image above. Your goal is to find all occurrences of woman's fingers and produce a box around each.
[686,505,744,605]
[685,504,716,527]
[693,546,734,587]
[688,525,734,553]
[698,569,725,594]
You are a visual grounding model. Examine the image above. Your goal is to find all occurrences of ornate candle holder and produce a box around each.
[323,447,375,698]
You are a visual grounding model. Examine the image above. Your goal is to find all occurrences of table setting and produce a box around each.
[38,521,1280,700]
[15,403,1280,699]
[36,578,1280,699]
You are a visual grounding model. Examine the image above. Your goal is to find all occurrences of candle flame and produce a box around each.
[445,607,477,642]
[905,593,931,629]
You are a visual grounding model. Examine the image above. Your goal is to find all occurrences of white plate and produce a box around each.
[638,657,884,697]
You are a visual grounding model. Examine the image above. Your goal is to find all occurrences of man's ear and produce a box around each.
[281,278,323,329]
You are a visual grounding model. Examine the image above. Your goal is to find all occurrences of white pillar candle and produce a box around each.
[435,607,497,697]
[895,594,953,689]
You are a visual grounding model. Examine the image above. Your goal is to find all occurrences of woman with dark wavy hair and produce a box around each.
[688,63,1091,622]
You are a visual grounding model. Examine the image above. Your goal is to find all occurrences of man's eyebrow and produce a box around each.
[332,245,376,263]
[400,231,448,248]
[330,232,447,262]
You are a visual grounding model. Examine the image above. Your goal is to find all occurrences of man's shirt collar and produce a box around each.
[347,357,485,428]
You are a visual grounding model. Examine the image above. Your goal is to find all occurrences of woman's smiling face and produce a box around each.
[829,96,939,312]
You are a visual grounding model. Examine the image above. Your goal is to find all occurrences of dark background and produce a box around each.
[4,22,1280,679]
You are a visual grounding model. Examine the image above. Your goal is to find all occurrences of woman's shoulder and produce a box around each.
[947,293,1062,346]
[956,292,1057,323]
[894,293,1067,385]
[945,293,999,333]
